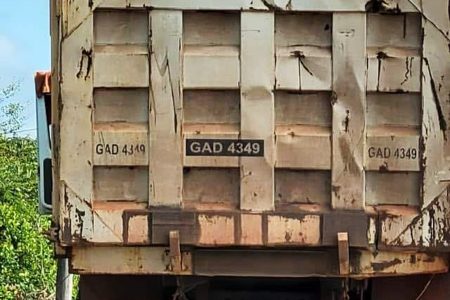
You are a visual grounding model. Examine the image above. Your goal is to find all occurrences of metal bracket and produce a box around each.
[170,230,182,273]
[338,232,349,276]
[54,243,69,258]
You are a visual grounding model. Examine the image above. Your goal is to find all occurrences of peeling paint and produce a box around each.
[365,0,401,13]
[198,214,235,245]
[371,258,402,272]
[260,0,283,11]
[400,56,414,85]
[267,215,320,245]
[75,48,92,80]
[367,217,377,245]
[381,189,450,249]
[358,251,448,276]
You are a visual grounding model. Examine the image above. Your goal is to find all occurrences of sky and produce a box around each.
[0,1,50,137]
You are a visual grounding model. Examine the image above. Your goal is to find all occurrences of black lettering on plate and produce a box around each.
[95,143,146,156]
[186,139,264,157]
[367,146,418,160]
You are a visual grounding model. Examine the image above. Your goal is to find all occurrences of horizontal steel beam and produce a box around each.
[71,246,448,278]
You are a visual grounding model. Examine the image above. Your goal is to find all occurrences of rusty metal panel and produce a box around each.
[379,189,450,250]
[266,214,321,246]
[55,0,450,277]
[151,211,198,245]
[71,246,192,275]
[322,212,371,247]
[70,246,447,277]
[195,249,446,277]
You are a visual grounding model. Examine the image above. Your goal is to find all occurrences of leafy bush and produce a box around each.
[0,81,56,299]
[0,136,56,299]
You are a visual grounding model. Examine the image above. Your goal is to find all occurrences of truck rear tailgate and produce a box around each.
[53,0,450,276]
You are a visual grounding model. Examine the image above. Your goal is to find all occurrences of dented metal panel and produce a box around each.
[54,0,450,277]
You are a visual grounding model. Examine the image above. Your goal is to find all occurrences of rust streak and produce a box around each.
[365,0,401,13]
[371,258,402,272]
[424,58,447,139]
[260,0,283,11]
[401,57,413,85]
[387,190,448,247]
[76,48,92,80]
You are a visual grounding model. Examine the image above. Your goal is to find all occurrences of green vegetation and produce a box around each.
[0,82,56,299]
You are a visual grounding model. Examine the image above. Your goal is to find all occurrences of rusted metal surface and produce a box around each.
[338,232,349,275]
[61,200,450,276]
[62,209,334,247]
[71,246,447,277]
[355,251,447,277]
[151,211,197,245]
[61,205,450,252]
[266,214,321,245]
[322,211,372,247]
[240,213,263,245]
[54,0,450,278]
[71,246,192,275]
[34,72,51,98]
[169,231,182,272]
[379,188,450,250]
[194,249,447,278]
[60,194,450,277]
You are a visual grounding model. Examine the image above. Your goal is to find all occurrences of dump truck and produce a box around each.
[36,0,450,298]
